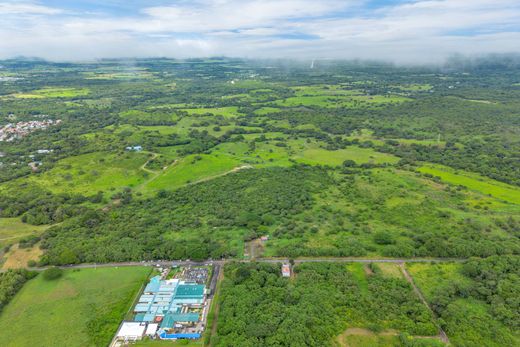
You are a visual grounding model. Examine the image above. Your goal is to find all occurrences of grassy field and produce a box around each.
[270,85,410,108]
[24,151,150,195]
[12,87,90,98]
[295,146,400,165]
[0,218,49,248]
[144,153,240,193]
[0,267,150,347]
[181,106,242,118]
[418,164,520,204]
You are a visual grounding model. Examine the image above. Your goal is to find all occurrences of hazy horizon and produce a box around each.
[1,0,520,63]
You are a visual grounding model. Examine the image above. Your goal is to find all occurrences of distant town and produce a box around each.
[0,117,61,142]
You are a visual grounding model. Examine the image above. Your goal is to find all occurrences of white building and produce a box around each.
[116,322,146,342]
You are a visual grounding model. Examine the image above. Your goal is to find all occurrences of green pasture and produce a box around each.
[295,145,400,166]
[144,153,240,193]
[393,84,433,91]
[181,106,242,118]
[0,267,150,347]
[418,164,520,204]
[0,218,49,248]
[12,87,90,99]
[25,151,149,195]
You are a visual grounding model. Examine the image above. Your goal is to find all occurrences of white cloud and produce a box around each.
[0,0,519,62]
[0,1,62,15]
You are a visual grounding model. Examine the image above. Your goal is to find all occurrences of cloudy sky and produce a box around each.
[0,0,519,63]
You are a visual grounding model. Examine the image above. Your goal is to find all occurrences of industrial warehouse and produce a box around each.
[111,266,212,346]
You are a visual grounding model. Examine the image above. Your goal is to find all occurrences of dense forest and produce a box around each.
[214,262,441,347]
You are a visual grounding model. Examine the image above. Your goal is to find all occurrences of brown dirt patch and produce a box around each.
[2,243,42,269]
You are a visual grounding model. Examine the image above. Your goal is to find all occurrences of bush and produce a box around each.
[42,267,63,280]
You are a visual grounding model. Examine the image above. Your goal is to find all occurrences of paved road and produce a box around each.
[2,257,466,273]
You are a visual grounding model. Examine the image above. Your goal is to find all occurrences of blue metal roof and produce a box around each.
[159,332,201,340]
[144,276,161,293]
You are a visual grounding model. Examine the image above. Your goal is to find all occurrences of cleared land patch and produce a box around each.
[24,151,150,195]
[12,87,90,99]
[0,267,150,347]
[0,218,49,248]
[418,164,520,204]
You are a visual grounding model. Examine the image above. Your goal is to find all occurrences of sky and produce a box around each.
[0,0,519,63]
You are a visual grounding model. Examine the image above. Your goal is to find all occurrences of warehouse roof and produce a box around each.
[160,313,200,329]
[175,285,205,298]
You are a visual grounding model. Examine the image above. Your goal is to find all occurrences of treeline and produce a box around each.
[0,185,96,225]
[213,262,438,347]
[0,269,36,313]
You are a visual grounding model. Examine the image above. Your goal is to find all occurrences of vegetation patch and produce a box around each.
[12,87,90,98]
[418,164,520,204]
[214,262,437,347]
[0,267,150,347]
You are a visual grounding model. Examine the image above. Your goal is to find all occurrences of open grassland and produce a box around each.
[337,331,443,347]
[295,145,400,165]
[418,164,520,204]
[25,151,150,195]
[12,87,90,98]
[0,218,49,248]
[0,267,150,347]
[84,71,154,80]
[144,153,240,193]
[271,85,411,108]
[181,106,243,118]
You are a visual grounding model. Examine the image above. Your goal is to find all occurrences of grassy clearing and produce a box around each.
[254,106,282,115]
[338,333,400,347]
[0,218,48,241]
[0,218,49,248]
[12,87,90,98]
[376,263,403,278]
[295,145,400,165]
[271,85,410,108]
[144,153,240,193]
[418,164,520,204]
[394,84,433,91]
[0,267,150,347]
[181,106,242,118]
[26,151,150,195]
[84,71,154,80]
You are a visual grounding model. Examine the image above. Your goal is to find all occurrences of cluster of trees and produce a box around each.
[39,166,332,264]
[213,262,436,347]
[0,269,35,313]
[427,256,519,347]
[0,186,92,225]
[461,256,519,329]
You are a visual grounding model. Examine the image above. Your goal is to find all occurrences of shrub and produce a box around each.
[42,267,63,280]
